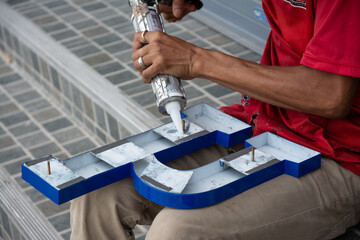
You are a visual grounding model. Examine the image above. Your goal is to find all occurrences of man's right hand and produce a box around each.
[159,0,197,22]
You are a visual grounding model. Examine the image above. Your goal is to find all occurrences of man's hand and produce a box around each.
[132,31,201,83]
[159,0,197,22]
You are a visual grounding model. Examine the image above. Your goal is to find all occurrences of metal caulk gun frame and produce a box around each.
[129,0,187,115]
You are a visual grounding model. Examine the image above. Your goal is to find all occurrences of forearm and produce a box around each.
[131,31,357,119]
[194,49,358,118]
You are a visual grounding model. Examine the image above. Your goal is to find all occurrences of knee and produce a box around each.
[70,177,137,220]
[146,208,200,240]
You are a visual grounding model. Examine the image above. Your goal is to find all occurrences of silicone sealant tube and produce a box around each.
[129,0,186,133]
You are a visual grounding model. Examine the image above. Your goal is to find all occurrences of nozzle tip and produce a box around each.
[165,101,183,134]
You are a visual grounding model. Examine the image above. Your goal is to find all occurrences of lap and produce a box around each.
[70,144,232,239]
[147,158,360,240]
[71,144,360,240]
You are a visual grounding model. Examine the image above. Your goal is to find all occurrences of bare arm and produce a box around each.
[195,49,358,119]
[132,32,358,119]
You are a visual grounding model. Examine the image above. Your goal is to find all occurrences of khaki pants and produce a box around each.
[70,145,360,240]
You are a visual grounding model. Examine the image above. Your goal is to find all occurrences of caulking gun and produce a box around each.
[129,0,203,134]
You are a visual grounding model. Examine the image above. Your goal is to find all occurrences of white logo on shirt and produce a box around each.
[284,0,306,9]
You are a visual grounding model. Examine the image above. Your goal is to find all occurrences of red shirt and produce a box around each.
[221,0,360,175]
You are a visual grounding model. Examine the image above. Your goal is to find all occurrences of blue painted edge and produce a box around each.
[22,164,59,204]
[22,127,319,207]
[22,125,249,205]
[57,163,132,204]
[244,141,252,149]
[245,136,321,178]
[155,126,251,164]
[217,128,252,148]
[132,160,285,209]
[21,104,252,205]
[284,155,321,178]
[22,163,132,205]
[155,132,217,164]
[180,112,187,118]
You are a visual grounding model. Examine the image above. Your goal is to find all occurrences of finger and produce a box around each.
[134,31,163,48]
[133,55,150,71]
[159,1,195,16]
[159,4,181,22]
[132,30,155,50]
[141,54,162,83]
[133,37,143,51]
[159,4,173,14]
[142,65,159,83]
[172,0,186,18]
[161,13,178,22]
[134,61,144,74]
[131,45,148,62]
[132,31,148,50]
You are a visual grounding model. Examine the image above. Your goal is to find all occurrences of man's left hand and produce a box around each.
[132,31,201,83]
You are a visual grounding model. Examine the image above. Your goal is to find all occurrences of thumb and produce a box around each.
[172,0,186,18]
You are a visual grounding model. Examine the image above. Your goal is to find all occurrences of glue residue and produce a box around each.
[183,103,251,134]
[28,159,79,188]
[247,132,319,163]
[153,119,204,143]
[141,160,193,193]
[96,142,150,167]
[221,149,275,174]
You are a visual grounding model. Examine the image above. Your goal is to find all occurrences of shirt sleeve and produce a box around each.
[300,0,360,78]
